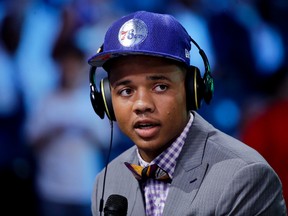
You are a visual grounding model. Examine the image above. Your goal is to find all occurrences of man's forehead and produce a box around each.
[108,63,186,86]
[105,55,183,72]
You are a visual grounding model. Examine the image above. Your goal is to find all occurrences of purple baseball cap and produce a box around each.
[88,11,192,67]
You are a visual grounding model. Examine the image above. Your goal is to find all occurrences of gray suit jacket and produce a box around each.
[92,112,286,215]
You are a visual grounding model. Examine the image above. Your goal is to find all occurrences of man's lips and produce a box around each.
[133,119,161,139]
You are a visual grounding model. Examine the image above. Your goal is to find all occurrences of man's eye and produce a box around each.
[154,84,168,92]
[119,88,133,96]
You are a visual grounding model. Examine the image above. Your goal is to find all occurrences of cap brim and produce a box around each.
[88,50,185,67]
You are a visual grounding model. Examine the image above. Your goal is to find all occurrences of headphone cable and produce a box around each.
[99,119,114,215]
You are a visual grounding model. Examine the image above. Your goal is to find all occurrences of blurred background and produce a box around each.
[0,0,287,215]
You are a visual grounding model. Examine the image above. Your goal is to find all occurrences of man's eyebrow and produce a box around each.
[113,79,131,88]
[112,75,171,88]
[147,75,170,81]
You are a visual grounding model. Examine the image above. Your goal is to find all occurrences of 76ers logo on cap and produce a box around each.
[118,19,148,47]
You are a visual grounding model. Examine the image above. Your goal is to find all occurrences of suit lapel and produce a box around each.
[118,148,146,216]
[125,178,145,216]
[163,112,210,215]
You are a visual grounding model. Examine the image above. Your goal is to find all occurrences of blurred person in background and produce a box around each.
[240,66,288,206]
[0,9,37,216]
[25,39,112,216]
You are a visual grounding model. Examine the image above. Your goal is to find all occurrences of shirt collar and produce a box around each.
[137,112,194,178]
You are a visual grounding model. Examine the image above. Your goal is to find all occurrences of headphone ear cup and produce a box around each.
[186,66,204,110]
[100,77,116,121]
[90,79,105,119]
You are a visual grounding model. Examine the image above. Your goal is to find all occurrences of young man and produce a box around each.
[88,11,286,215]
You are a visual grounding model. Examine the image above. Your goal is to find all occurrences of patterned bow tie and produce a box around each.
[124,162,171,183]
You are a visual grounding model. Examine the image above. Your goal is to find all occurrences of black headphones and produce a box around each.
[89,37,214,121]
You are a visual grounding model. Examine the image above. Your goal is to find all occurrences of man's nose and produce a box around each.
[132,89,155,115]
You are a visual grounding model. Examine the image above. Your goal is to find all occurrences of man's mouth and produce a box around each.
[135,123,156,129]
[134,120,161,138]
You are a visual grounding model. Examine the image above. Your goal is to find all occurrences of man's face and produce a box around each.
[109,55,189,162]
